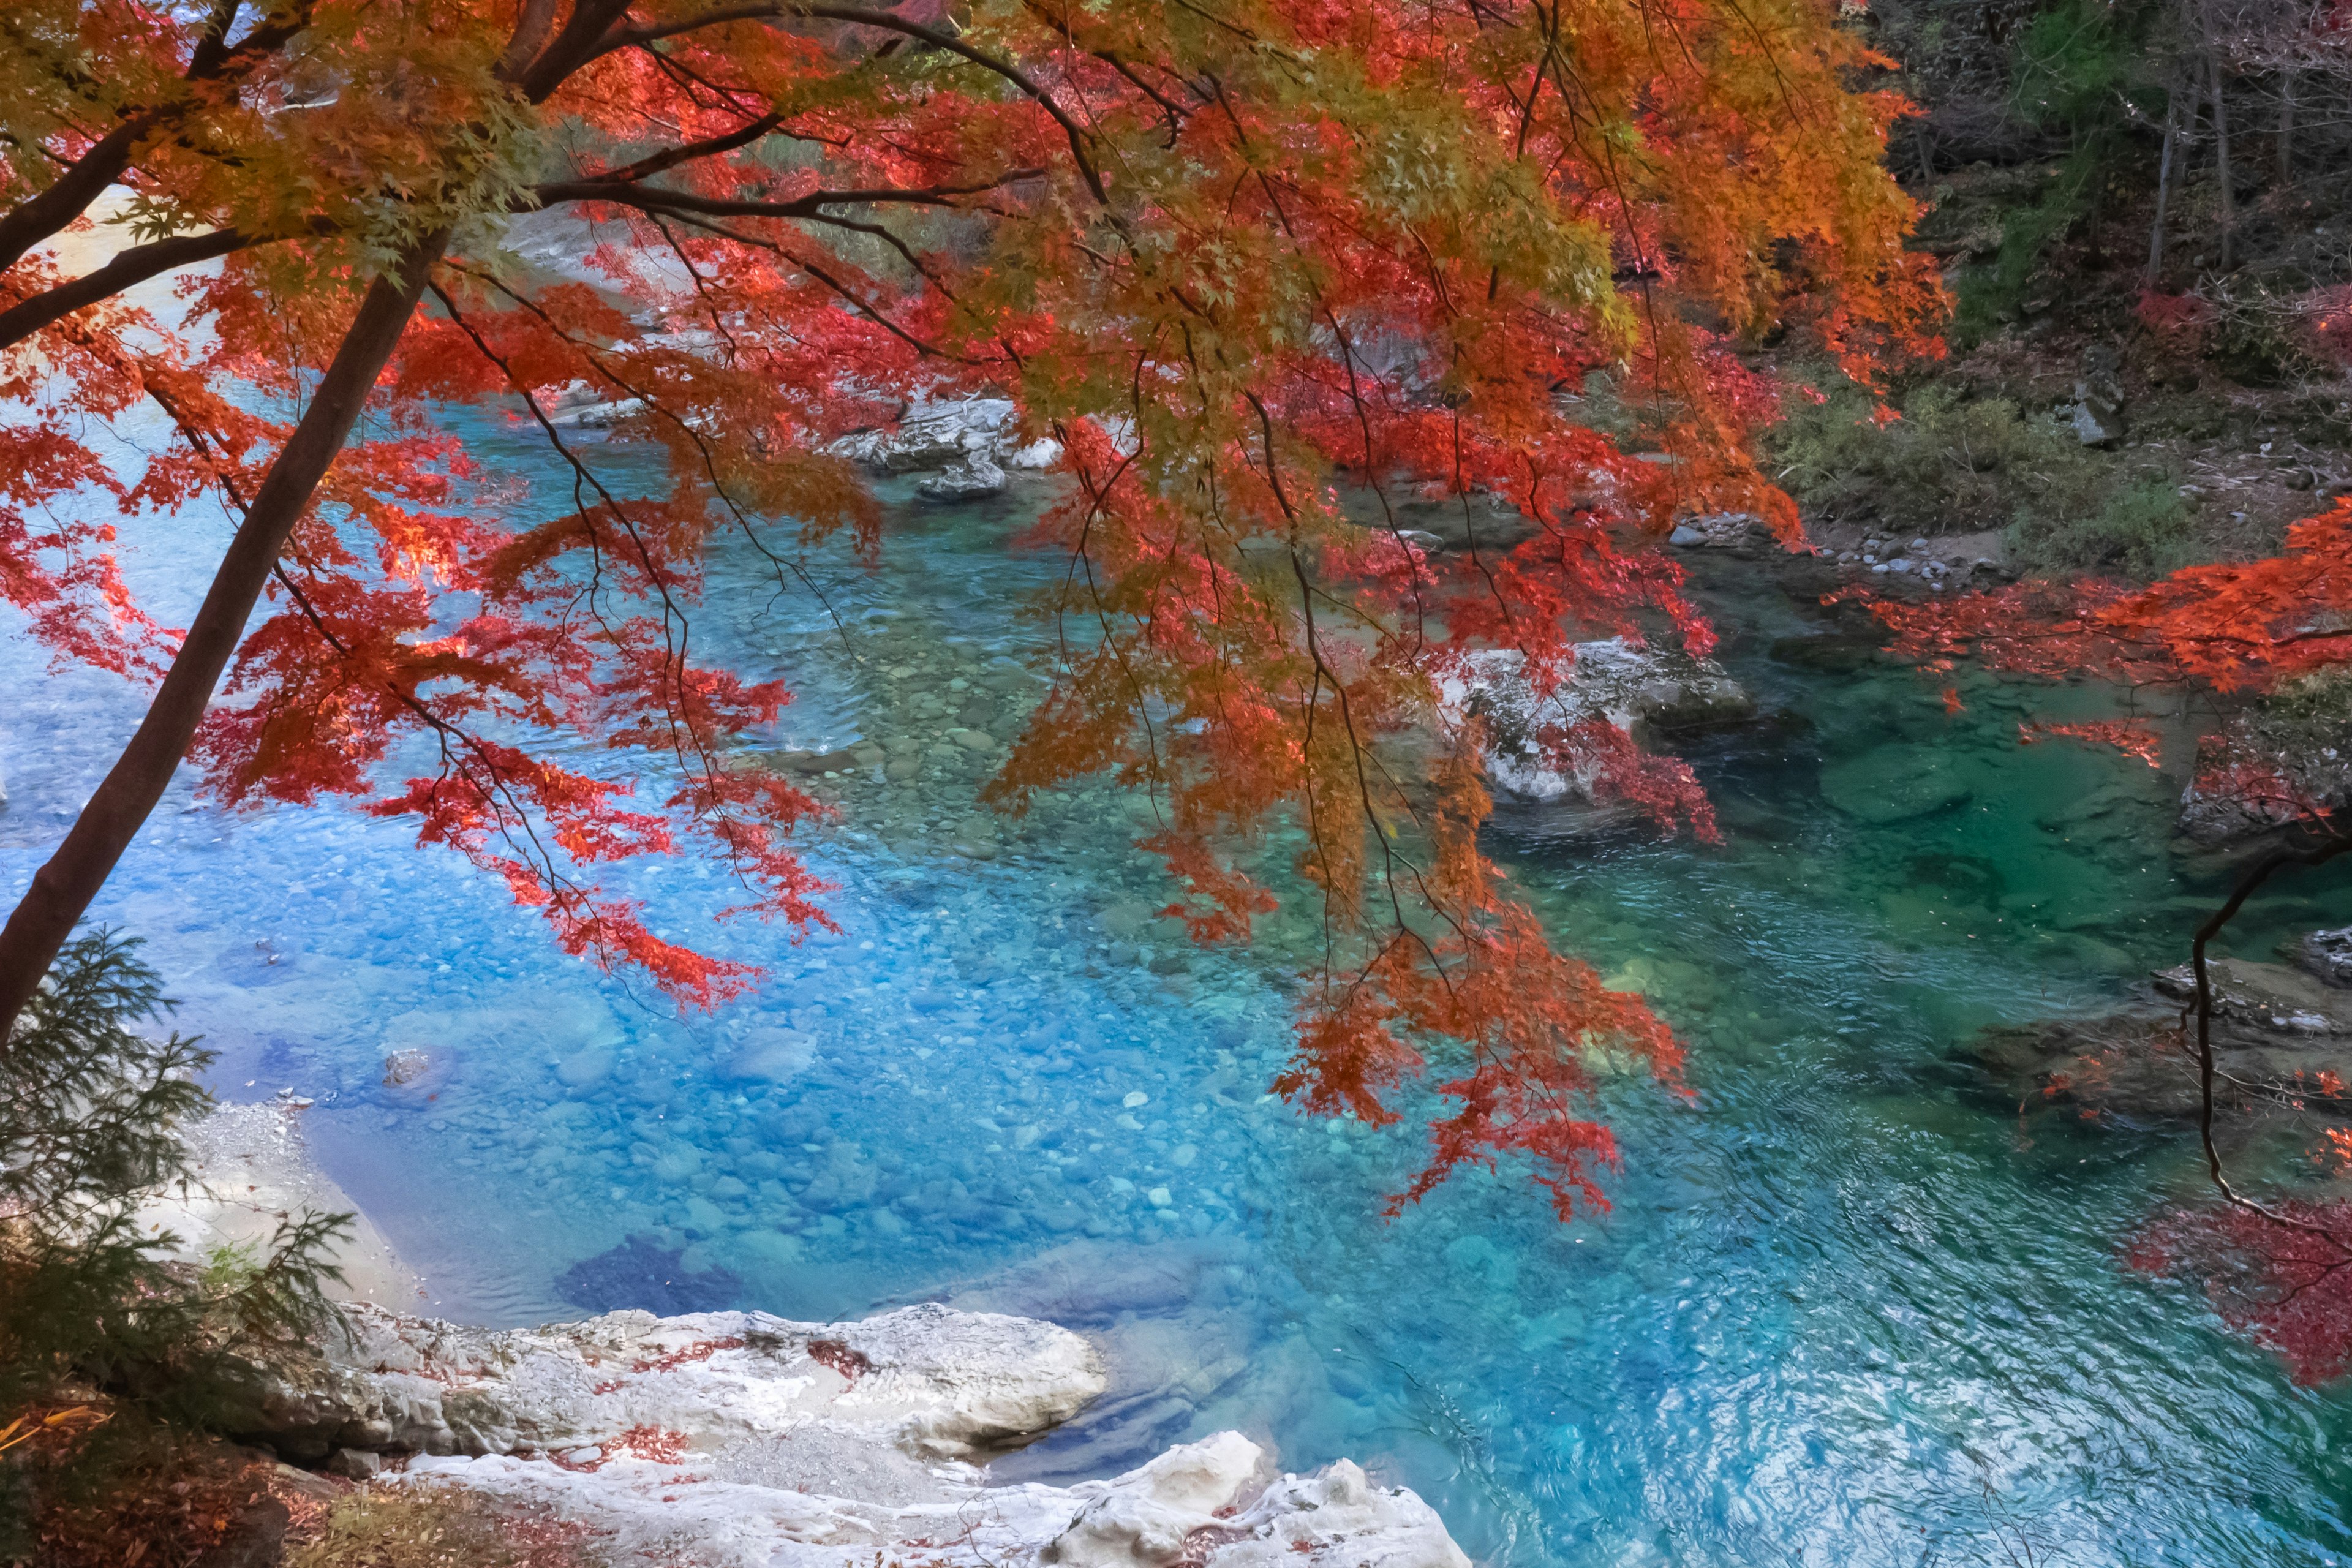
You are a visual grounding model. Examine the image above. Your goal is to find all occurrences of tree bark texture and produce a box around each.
[0,234,450,1035]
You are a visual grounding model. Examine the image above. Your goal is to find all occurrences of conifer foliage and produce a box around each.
[1,1,1934,1209]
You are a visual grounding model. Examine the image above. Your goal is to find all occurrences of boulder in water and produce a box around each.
[1818,745,1981,824]
[1971,959,2352,1122]
[2297,927,2352,989]
[918,451,1008,503]
[832,396,1018,474]
[1442,639,1754,804]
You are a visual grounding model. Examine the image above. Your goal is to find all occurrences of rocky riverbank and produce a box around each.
[148,1107,1469,1568]
[1970,944,2352,1125]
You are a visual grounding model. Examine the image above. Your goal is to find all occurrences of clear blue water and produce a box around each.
[7,401,2352,1566]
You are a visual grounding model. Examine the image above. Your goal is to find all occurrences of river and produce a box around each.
[5,399,2350,1566]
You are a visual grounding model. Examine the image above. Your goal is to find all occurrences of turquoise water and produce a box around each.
[7,405,2352,1566]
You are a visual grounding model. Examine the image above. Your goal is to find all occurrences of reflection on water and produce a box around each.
[5,408,2351,1566]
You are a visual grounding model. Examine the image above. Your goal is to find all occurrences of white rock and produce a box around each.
[918,451,1009,503]
[1209,1457,1470,1568]
[1042,1430,1261,1567]
[833,397,1019,474]
[382,1049,435,1088]
[398,1429,1468,1568]
[230,1301,1105,1463]
[1440,639,1752,803]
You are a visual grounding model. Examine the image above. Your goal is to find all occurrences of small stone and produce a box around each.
[1121,1091,1150,1108]
[326,1448,383,1480]
[556,1046,614,1088]
[382,1049,433,1088]
[726,1027,815,1084]
[1667,524,1706,547]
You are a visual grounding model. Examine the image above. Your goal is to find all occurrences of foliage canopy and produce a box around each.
[0,0,1937,1210]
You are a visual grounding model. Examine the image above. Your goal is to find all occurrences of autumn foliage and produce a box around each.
[1868,499,2352,1379]
[1,0,1937,1210]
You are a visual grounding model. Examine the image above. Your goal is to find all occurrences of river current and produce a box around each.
[6,399,2351,1566]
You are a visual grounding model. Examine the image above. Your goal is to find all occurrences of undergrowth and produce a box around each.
[1,930,353,1564]
[290,1486,606,1568]
[1768,375,2195,576]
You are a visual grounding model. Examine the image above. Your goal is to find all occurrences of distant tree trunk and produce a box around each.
[2278,69,2296,187]
[0,236,449,1039]
[2148,86,2182,287]
[2211,53,2236,271]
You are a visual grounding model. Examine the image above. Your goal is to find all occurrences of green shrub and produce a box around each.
[1768,369,2207,579]
[1,930,353,1561]
[2009,477,2197,576]
[1770,379,2098,537]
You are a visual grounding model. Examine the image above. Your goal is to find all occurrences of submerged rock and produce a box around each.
[1819,745,1982,824]
[557,1233,744,1316]
[2297,927,2352,989]
[1970,959,2352,1121]
[1442,639,1754,804]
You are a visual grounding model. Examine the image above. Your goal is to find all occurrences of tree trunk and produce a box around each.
[2278,69,2296,187]
[2211,53,2236,273]
[0,233,449,1036]
[2148,85,2181,287]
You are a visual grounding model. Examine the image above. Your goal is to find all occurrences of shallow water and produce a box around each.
[7,404,2352,1566]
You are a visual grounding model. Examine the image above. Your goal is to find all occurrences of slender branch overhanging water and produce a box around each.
[6,398,2351,1567]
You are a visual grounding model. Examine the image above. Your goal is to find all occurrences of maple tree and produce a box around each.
[0,0,1935,1212]
[1868,497,2352,1376]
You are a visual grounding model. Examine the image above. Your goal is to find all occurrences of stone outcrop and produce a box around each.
[225,1298,1466,1568]
[1442,639,1755,804]
[919,450,1011,503]
[1970,957,2352,1122]
[2299,927,2352,989]
[829,396,1062,484]
[2175,676,2352,845]
[230,1302,1104,1463]
[408,1425,1466,1568]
